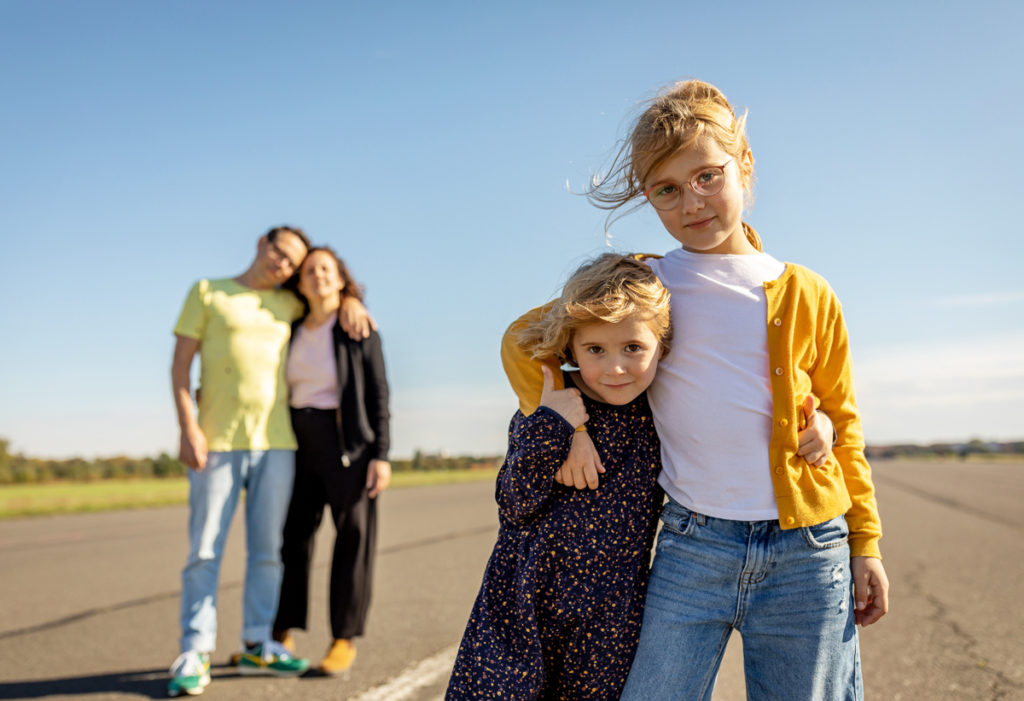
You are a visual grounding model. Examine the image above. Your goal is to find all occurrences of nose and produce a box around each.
[681,185,704,215]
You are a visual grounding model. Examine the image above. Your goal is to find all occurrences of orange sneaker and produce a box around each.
[318,639,356,676]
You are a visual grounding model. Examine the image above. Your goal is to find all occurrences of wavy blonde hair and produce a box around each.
[518,253,671,364]
[588,79,761,248]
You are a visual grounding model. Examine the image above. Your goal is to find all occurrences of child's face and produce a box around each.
[644,136,754,255]
[570,317,661,405]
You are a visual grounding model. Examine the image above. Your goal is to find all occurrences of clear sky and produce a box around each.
[2,1,1022,459]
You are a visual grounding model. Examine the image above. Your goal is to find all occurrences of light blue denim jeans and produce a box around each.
[621,497,861,701]
[179,450,295,653]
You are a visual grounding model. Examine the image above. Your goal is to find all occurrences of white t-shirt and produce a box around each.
[286,318,339,410]
[646,248,786,521]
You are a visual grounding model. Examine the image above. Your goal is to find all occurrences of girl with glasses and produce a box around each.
[501,80,887,700]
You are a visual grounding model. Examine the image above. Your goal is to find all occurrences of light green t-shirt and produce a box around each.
[174,278,304,451]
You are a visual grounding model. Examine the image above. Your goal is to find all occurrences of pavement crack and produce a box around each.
[903,561,1023,699]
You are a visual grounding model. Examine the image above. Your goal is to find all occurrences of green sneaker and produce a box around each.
[168,651,211,696]
[237,640,309,677]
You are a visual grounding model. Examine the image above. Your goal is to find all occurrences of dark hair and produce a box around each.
[284,245,365,317]
[265,225,312,251]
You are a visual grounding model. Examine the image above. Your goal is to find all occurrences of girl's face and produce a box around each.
[569,316,661,405]
[298,250,345,303]
[644,136,754,255]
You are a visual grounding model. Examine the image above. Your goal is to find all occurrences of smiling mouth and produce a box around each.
[685,216,715,229]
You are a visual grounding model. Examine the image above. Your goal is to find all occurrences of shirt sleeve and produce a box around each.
[496,407,574,526]
[174,280,208,340]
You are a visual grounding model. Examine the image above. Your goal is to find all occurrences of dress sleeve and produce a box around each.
[500,302,562,416]
[496,407,574,526]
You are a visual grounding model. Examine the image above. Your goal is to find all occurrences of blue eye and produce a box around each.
[691,168,724,195]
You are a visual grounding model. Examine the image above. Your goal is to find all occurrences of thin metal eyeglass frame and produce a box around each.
[643,159,733,211]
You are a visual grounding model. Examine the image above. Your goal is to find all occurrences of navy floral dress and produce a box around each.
[447,385,664,700]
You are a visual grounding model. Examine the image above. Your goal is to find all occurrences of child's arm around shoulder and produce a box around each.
[501,305,606,489]
[496,367,588,525]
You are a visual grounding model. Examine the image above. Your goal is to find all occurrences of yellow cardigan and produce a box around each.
[500,256,882,560]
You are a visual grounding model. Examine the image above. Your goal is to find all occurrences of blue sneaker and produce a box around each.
[238,640,309,677]
[168,651,210,696]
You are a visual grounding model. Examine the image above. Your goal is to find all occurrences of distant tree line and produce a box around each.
[0,438,188,484]
[0,437,502,485]
[5,434,1022,485]
[393,450,501,473]
[865,439,1024,460]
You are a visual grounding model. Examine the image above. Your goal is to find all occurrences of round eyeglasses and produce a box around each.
[643,160,732,211]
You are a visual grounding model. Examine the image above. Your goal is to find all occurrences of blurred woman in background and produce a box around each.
[273,246,391,676]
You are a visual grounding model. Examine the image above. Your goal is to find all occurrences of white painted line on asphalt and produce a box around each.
[347,644,458,701]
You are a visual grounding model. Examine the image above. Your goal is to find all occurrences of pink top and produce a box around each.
[286,317,339,409]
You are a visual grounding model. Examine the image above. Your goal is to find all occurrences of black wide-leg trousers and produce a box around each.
[274,407,377,640]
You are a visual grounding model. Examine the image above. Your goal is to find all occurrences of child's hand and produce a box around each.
[539,365,588,429]
[851,556,889,626]
[797,395,833,467]
[554,430,606,490]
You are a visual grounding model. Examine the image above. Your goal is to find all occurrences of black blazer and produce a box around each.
[291,319,391,463]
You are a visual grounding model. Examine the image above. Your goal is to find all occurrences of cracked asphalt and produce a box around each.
[0,459,1021,700]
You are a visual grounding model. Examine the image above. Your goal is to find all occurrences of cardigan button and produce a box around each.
[786,516,796,525]
[773,317,782,326]
[779,418,789,427]
[775,367,784,376]
[774,466,784,475]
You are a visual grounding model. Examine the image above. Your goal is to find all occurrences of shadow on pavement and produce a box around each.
[0,663,336,699]
[0,668,170,699]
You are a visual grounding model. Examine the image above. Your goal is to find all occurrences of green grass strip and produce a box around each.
[0,468,498,519]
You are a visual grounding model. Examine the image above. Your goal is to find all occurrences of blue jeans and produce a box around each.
[621,498,861,701]
[179,450,295,653]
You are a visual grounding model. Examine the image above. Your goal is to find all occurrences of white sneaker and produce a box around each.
[168,650,211,696]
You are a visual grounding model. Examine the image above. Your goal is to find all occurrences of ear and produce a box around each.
[739,148,754,190]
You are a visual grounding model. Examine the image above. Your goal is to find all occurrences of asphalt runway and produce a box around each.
[1,458,1022,700]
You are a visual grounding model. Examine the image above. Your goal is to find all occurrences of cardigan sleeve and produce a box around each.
[499,302,563,416]
[496,406,574,525]
[809,288,882,559]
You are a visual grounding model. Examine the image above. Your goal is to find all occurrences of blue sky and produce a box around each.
[2,1,1022,459]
